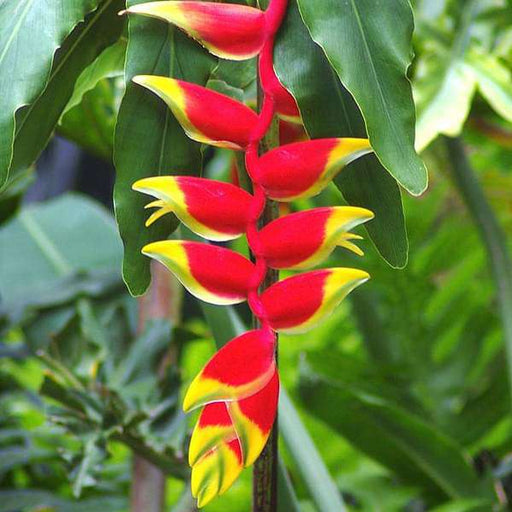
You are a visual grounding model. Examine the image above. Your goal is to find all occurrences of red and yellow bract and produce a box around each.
[133,176,252,241]
[259,206,374,269]
[142,241,254,306]
[128,0,374,506]
[133,76,258,150]
[123,1,266,60]
[258,138,373,201]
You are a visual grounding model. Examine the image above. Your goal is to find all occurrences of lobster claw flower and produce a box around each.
[143,241,254,305]
[228,371,279,467]
[189,402,238,467]
[189,373,279,506]
[133,76,258,150]
[184,329,276,412]
[123,1,266,61]
[133,176,252,241]
[259,206,374,269]
[258,138,372,201]
[260,268,370,333]
[192,435,244,508]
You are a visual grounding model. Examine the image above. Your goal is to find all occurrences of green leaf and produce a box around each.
[300,352,496,502]
[0,193,123,317]
[71,436,106,497]
[63,37,126,116]
[57,38,125,159]
[0,491,126,512]
[0,168,34,226]
[0,446,55,474]
[466,47,512,124]
[430,499,492,512]
[296,0,427,195]
[414,2,480,151]
[0,0,124,188]
[113,0,215,296]
[280,391,348,512]
[274,0,408,267]
[59,79,120,161]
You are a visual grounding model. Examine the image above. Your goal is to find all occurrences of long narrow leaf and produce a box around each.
[280,390,347,512]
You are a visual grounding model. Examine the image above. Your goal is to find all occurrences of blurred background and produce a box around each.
[1,1,512,511]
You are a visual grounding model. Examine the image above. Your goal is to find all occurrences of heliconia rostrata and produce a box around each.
[124,0,374,506]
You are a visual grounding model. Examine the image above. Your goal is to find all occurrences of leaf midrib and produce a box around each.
[346,0,401,150]
[0,0,35,68]
[19,210,73,276]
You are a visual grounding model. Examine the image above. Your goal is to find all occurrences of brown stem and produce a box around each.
[131,262,182,512]
[252,96,280,511]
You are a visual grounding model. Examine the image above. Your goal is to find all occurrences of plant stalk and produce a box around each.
[445,136,512,407]
[252,94,280,512]
[131,262,182,512]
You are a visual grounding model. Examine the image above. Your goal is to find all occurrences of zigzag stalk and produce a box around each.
[244,3,289,509]
[245,0,287,363]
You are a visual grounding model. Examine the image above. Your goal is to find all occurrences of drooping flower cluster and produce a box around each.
[125,0,374,506]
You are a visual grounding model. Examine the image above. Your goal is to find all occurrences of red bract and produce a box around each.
[142,241,254,305]
[258,138,372,201]
[260,268,370,333]
[131,0,374,506]
[123,2,266,60]
[133,76,258,150]
[259,206,374,269]
[183,329,276,411]
[133,176,252,241]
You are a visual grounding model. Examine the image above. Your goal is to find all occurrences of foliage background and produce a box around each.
[1,0,512,511]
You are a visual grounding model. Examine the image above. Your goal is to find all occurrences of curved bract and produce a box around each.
[123,1,266,60]
[133,176,252,241]
[259,206,374,269]
[133,76,258,150]
[131,0,374,506]
[258,138,373,201]
[261,268,370,333]
[142,241,254,306]
[183,329,276,411]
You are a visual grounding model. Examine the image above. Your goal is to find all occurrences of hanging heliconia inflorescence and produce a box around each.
[124,0,374,507]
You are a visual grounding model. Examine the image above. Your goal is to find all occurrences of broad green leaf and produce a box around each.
[415,51,476,152]
[63,37,126,116]
[57,35,126,160]
[274,1,408,268]
[0,0,120,188]
[300,352,496,502]
[59,79,120,161]
[466,47,512,124]
[9,0,124,176]
[0,193,123,317]
[0,491,126,512]
[113,0,215,296]
[414,1,481,151]
[296,0,427,195]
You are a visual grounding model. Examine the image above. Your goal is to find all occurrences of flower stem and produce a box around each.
[445,136,512,409]
[252,96,280,512]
